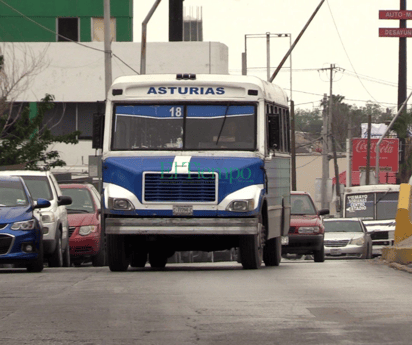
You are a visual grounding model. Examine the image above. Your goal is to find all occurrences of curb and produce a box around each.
[381,246,412,265]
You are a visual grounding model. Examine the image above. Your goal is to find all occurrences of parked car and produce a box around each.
[323,218,373,259]
[0,171,72,267]
[282,191,329,262]
[0,176,51,272]
[59,183,105,266]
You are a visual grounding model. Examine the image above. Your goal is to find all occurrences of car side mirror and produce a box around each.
[34,198,51,209]
[318,209,330,216]
[58,195,72,206]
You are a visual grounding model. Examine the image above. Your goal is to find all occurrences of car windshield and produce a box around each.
[0,180,29,207]
[62,188,95,213]
[324,220,363,232]
[291,194,316,215]
[111,104,256,151]
[345,191,398,220]
[20,176,53,201]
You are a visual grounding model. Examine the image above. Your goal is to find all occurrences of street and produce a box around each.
[1,259,412,345]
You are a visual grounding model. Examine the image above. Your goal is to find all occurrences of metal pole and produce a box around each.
[375,89,412,182]
[270,0,325,82]
[291,100,297,191]
[321,93,329,209]
[244,34,248,75]
[266,32,270,81]
[365,113,371,185]
[346,116,352,187]
[104,0,112,97]
[289,34,292,101]
[140,0,162,75]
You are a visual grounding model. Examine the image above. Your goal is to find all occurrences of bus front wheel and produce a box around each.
[107,234,129,272]
[239,221,264,269]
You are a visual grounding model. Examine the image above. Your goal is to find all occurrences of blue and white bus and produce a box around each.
[95,74,291,270]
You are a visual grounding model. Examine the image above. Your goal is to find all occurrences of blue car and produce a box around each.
[0,176,51,272]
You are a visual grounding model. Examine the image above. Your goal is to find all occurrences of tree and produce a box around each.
[0,94,80,170]
[0,43,80,170]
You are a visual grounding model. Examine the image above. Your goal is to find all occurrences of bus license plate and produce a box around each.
[173,205,193,216]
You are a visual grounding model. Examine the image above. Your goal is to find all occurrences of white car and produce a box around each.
[0,171,72,267]
[323,218,373,259]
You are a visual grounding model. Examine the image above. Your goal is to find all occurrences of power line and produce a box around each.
[0,0,139,74]
[326,0,378,102]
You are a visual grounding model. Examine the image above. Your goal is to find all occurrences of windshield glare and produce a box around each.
[324,221,363,232]
[345,192,398,220]
[112,104,256,150]
[0,181,29,207]
[62,188,95,214]
[291,194,316,215]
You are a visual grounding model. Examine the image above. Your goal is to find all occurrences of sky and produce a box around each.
[132,0,412,112]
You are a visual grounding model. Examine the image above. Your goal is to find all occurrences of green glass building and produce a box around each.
[0,0,133,42]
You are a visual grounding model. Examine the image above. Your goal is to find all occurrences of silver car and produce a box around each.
[323,218,373,259]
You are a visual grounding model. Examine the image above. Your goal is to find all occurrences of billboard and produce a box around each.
[352,138,399,172]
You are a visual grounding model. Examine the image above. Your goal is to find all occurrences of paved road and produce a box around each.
[0,259,411,345]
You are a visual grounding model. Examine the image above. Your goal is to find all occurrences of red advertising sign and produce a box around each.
[379,10,412,20]
[379,28,412,37]
[352,138,399,172]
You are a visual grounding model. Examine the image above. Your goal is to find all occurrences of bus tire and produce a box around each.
[149,251,167,269]
[130,250,148,268]
[239,232,263,269]
[263,236,282,267]
[107,234,129,272]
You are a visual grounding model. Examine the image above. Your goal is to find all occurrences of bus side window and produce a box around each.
[267,105,281,152]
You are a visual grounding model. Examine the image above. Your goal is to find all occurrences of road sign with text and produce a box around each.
[379,10,412,20]
[379,28,412,37]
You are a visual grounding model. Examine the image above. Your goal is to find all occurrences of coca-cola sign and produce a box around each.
[352,138,399,172]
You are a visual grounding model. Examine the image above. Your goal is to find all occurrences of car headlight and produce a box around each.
[350,237,365,245]
[41,212,56,223]
[11,219,36,231]
[78,225,97,236]
[297,226,320,234]
[226,199,255,212]
[109,198,135,210]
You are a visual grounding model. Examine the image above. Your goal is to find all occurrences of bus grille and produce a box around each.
[144,173,217,202]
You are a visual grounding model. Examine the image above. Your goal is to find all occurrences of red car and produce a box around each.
[59,183,105,266]
[282,191,329,262]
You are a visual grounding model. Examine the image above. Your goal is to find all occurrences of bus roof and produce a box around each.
[344,184,400,194]
[109,74,288,106]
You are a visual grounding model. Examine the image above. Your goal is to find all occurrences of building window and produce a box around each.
[91,18,116,42]
[57,18,79,42]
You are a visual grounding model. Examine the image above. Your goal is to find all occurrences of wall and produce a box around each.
[2,41,229,102]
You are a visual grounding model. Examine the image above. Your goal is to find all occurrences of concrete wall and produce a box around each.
[2,41,229,102]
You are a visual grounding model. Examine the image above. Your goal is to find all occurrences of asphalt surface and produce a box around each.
[0,259,411,345]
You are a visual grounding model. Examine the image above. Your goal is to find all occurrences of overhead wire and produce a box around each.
[0,0,139,74]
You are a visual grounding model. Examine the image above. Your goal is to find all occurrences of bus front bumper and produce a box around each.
[105,217,259,235]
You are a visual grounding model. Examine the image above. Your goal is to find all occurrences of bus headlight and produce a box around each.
[226,199,255,212]
[109,197,135,210]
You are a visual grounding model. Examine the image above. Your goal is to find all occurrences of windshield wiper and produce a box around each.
[215,104,231,145]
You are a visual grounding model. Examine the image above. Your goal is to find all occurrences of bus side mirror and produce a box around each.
[92,113,105,149]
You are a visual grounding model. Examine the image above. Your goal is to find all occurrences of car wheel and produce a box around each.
[239,228,263,269]
[313,245,325,263]
[148,250,167,269]
[63,243,71,267]
[48,233,63,267]
[92,234,107,267]
[107,234,129,272]
[27,241,44,273]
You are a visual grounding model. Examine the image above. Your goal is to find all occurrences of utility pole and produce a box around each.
[291,100,297,191]
[321,92,329,209]
[346,116,352,187]
[104,0,112,97]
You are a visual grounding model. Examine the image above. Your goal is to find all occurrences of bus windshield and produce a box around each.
[345,191,398,220]
[111,104,256,151]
